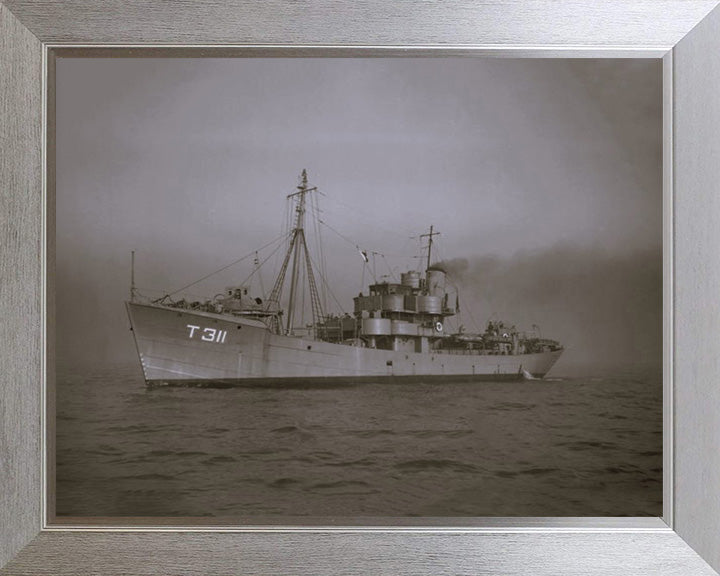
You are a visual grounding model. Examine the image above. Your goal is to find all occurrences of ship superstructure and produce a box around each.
[126,170,563,386]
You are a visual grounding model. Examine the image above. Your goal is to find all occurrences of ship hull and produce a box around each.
[126,302,563,387]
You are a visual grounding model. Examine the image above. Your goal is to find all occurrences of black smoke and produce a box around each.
[439,245,662,368]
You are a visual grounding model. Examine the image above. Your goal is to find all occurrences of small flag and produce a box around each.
[358,248,369,263]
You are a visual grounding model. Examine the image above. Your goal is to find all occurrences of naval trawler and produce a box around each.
[126,171,563,386]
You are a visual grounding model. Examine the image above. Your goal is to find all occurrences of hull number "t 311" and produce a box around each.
[187,324,227,343]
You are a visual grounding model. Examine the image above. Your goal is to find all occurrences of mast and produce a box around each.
[266,170,325,336]
[420,225,440,271]
[285,171,313,333]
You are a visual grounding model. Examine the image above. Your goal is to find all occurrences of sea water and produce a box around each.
[56,362,662,517]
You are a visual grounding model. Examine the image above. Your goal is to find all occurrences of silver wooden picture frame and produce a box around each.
[2,1,720,574]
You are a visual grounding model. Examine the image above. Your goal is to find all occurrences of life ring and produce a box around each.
[435,321,443,333]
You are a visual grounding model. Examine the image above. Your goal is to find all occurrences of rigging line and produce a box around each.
[270,203,291,291]
[156,232,291,300]
[304,248,348,315]
[380,254,398,282]
[300,257,306,327]
[311,192,328,313]
[300,231,326,326]
[317,217,415,261]
[318,198,329,313]
[444,271,481,333]
[256,251,266,297]
[317,218,382,262]
[317,218,391,269]
[268,232,297,308]
[236,239,289,292]
[317,218,362,251]
[320,195,417,237]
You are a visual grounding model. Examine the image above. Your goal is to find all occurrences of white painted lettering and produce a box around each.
[187,324,227,344]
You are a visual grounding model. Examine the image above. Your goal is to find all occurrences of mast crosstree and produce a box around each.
[266,170,326,335]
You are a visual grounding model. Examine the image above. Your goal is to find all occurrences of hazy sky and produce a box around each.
[56,58,662,369]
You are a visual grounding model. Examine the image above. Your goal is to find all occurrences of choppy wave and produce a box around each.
[55,363,662,517]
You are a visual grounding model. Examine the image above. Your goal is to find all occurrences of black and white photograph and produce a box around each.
[55,57,662,518]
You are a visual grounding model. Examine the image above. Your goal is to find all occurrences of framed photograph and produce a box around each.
[52,55,662,522]
[2,1,720,575]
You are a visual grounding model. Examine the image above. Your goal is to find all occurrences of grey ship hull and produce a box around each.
[126,302,563,387]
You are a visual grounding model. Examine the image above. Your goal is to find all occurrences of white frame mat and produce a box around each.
[2,1,720,574]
